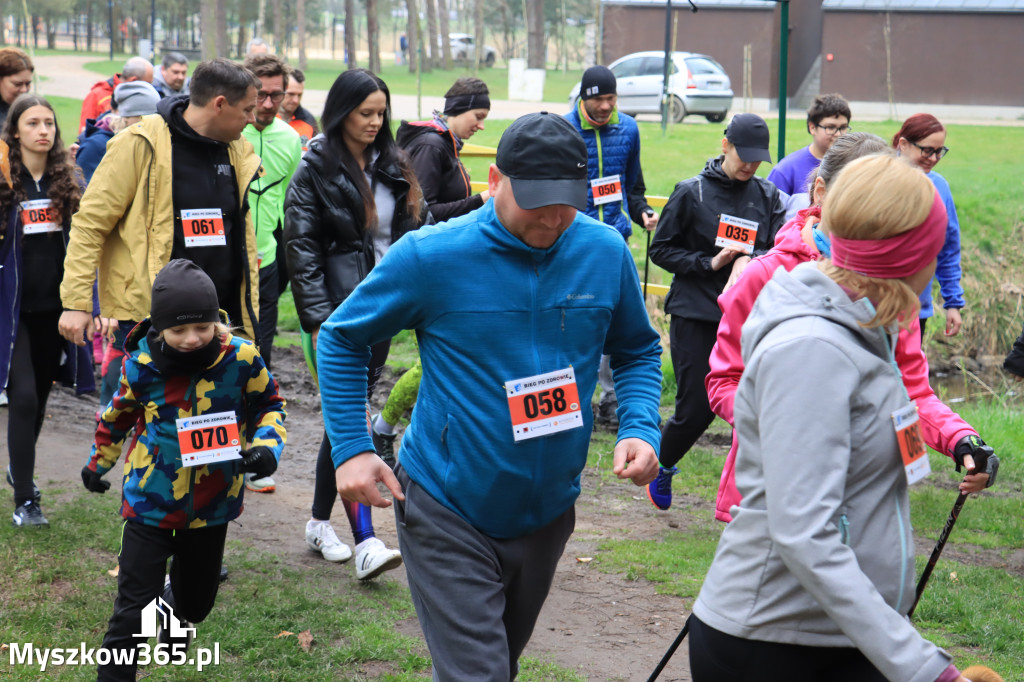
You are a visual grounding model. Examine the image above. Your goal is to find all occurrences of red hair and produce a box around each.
[891,113,944,147]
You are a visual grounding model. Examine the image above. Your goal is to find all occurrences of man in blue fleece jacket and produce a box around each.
[316,112,663,680]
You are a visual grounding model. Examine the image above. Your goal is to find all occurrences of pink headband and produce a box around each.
[829,189,947,279]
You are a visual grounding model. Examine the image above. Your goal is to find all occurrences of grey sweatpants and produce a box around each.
[394,465,575,681]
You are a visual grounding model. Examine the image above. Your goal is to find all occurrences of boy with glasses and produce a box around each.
[768,93,851,217]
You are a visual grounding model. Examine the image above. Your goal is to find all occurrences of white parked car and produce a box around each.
[569,51,733,123]
[449,33,497,67]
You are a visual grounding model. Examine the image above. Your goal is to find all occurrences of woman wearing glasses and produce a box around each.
[284,68,427,580]
[893,114,964,339]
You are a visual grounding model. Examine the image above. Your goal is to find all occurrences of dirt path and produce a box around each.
[5,344,697,681]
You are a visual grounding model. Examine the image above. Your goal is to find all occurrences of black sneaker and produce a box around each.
[6,466,41,504]
[594,399,619,430]
[12,500,49,527]
[371,422,398,470]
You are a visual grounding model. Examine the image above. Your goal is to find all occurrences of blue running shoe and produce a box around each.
[647,466,678,510]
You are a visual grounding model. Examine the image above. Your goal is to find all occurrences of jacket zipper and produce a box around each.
[184,376,200,524]
[595,127,604,224]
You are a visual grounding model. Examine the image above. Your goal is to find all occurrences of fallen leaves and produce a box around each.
[275,629,314,652]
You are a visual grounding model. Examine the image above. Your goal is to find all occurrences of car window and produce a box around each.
[684,57,724,76]
[639,56,677,76]
[611,58,644,79]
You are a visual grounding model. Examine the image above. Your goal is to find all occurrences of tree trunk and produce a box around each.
[472,0,483,75]
[405,0,419,74]
[366,0,380,73]
[345,0,357,67]
[215,0,228,57]
[237,23,246,58]
[201,0,216,59]
[46,16,56,50]
[272,0,283,55]
[256,0,265,41]
[297,0,307,69]
[437,0,452,69]
[424,0,438,69]
[86,0,94,52]
[526,0,544,69]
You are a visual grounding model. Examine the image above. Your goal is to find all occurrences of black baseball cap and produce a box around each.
[725,113,772,163]
[495,112,588,211]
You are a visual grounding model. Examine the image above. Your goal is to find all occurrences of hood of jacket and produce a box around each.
[395,118,454,148]
[700,155,749,189]
[158,94,225,147]
[770,206,821,258]
[742,261,889,368]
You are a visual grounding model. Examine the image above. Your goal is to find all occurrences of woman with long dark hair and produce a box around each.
[285,68,427,578]
[1,94,84,526]
[892,113,965,340]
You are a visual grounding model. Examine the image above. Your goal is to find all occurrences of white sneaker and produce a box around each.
[0,390,7,406]
[245,473,276,493]
[305,520,352,563]
[354,537,402,581]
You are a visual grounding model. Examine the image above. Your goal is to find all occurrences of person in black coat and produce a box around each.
[395,77,491,223]
[284,68,427,579]
[646,114,786,510]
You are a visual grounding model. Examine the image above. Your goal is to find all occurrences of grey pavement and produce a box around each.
[34,54,1024,126]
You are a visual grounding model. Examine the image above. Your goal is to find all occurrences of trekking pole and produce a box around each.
[909,490,968,618]
[646,614,691,682]
[642,219,652,300]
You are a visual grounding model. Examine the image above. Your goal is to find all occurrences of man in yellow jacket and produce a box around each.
[59,59,264,351]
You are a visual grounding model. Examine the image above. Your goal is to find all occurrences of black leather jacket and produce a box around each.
[284,135,427,333]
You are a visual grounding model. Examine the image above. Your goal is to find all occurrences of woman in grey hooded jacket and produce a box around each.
[690,154,973,682]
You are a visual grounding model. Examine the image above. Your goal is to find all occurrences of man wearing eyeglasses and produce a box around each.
[768,93,851,218]
[60,58,265,363]
[242,54,302,375]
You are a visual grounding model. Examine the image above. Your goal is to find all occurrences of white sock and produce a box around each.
[372,413,397,435]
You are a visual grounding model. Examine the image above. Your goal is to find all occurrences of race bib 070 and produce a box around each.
[176,411,243,467]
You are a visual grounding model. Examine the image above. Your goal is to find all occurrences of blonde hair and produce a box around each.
[156,320,232,340]
[818,154,934,329]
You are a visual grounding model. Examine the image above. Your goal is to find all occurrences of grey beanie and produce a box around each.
[114,81,161,117]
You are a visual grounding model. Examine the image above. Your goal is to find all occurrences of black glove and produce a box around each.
[81,466,111,494]
[240,446,277,479]
[953,435,999,488]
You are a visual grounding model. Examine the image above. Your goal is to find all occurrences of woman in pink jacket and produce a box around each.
[706,132,994,523]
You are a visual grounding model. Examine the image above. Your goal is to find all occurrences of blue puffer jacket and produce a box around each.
[565,103,642,238]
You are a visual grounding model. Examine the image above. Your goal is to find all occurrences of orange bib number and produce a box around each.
[176,411,243,467]
[505,367,584,442]
[892,402,930,485]
[20,199,60,235]
[591,175,623,206]
[181,208,227,247]
[714,214,758,254]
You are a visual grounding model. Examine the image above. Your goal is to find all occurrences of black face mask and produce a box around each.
[146,327,222,375]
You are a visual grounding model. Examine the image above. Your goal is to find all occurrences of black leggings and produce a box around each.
[311,339,391,523]
[688,614,886,682]
[98,522,228,681]
[660,316,718,468]
[6,310,63,505]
